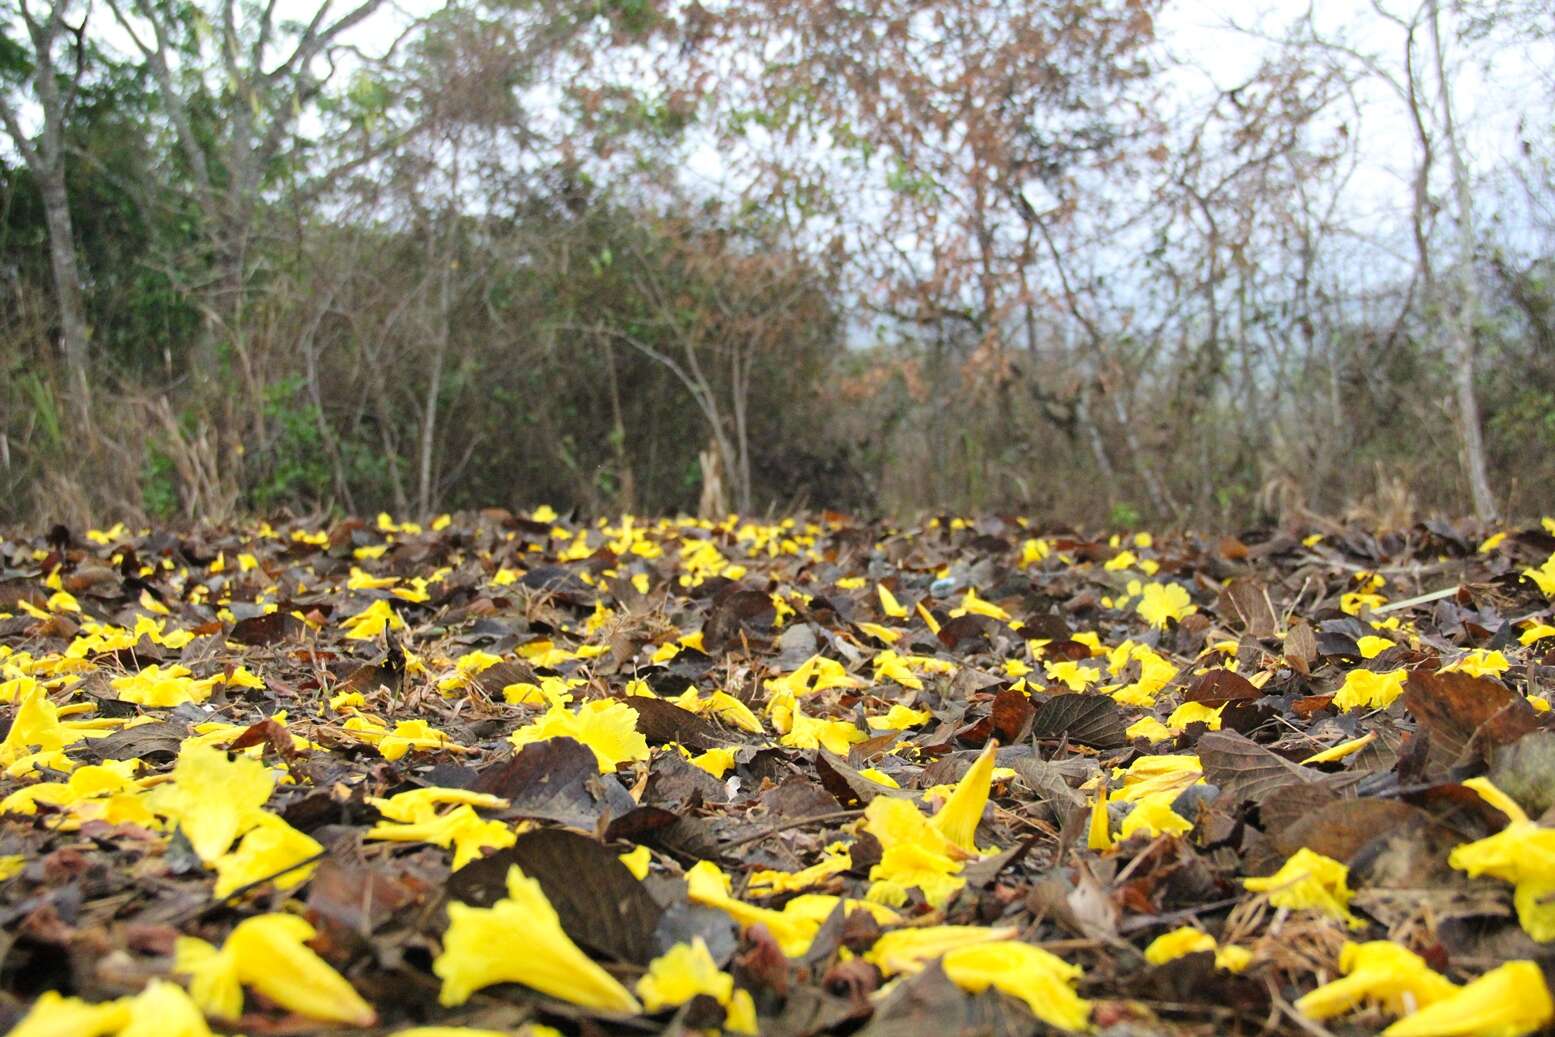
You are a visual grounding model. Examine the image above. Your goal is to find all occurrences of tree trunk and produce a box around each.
[37,162,90,402]
[1428,0,1497,522]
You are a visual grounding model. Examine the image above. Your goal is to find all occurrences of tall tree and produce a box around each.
[0,0,92,399]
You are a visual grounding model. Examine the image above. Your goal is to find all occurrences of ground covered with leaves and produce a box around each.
[4,511,1555,1036]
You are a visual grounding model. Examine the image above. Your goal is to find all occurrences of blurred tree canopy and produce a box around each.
[1,0,1553,527]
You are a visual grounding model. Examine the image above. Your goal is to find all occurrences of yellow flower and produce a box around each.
[1166,700,1224,733]
[1044,659,1099,692]
[637,937,734,1011]
[1144,927,1216,964]
[340,598,406,639]
[929,742,997,853]
[1356,635,1394,659]
[864,925,1017,976]
[1381,960,1552,1037]
[872,649,924,690]
[689,746,737,777]
[176,914,375,1024]
[1521,622,1555,645]
[1243,848,1363,929]
[1125,716,1174,743]
[1137,582,1195,628]
[940,941,1090,1032]
[366,797,515,870]
[111,664,217,707]
[951,587,1010,622]
[1523,553,1555,598]
[878,583,910,618]
[1088,780,1115,851]
[6,990,132,1037]
[147,742,275,862]
[508,699,650,773]
[1302,732,1377,765]
[780,700,865,755]
[670,689,762,733]
[435,865,640,1012]
[1332,668,1408,711]
[1448,777,1555,941]
[210,813,324,897]
[867,703,932,731]
[1119,791,1194,839]
[1442,649,1510,679]
[121,980,212,1037]
[862,796,966,908]
[687,861,896,955]
[1294,940,1458,1022]
[618,845,652,879]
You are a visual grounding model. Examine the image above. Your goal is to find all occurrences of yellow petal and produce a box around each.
[637,937,734,1011]
[221,914,376,1025]
[941,941,1090,1031]
[1294,940,1458,1021]
[120,980,212,1037]
[1143,927,1216,965]
[7,990,132,1037]
[434,865,641,1013]
[864,925,1017,976]
[929,742,997,853]
[1381,960,1553,1037]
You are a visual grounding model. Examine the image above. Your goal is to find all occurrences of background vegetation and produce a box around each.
[2,0,1553,528]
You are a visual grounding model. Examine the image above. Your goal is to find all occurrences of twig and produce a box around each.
[1374,585,1460,613]
[721,809,863,850]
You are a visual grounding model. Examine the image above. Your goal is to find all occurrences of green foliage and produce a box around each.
[139,448,179,520]
[249,377,334,512]
[1109,502,1142,529]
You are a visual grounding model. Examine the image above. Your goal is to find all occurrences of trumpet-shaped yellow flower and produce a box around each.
[929,742,997,853]
[147,742,275,862]
[686,860,896,956]
[619,844,652,879]
[872,650,924,690]
[176,914,376,1025]
[110,664,219,707]
[1120,791,1194,840]
[1302,732,1378,765]
[669,689,762,733]
[1448,777,1555,941]
[1244,848,1363,929]
[1044,659,1099,692]
[1166,700,1225,733]
[1143,926,1216,964]
[210,812,323,897]
[1356,635,1395,659]
[951,588,1010,622]
[864,925,1017,976]
[1137,582,1195,628]
[1332,668,1408,711]
[867,703,932,732]
[121,980,213,1037]
[779,700,865,755]
[1522,554,1555,598]
[878,584,910,618]
[637,937,734,1011]
[747,849,851,896]
[1294,940,1458,1022]
[508,699,650,773]
[434,865,641,1013]
[765,654,866,698]
[340,598,406,639]
[1381,961,1553,1037]
[1442,649,1511,679]
[861,796,966,908]
[6,990,132,1037]
[940,941,1090,1032]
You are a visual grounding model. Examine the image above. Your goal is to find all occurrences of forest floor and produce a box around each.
[3,510,1555,1036]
